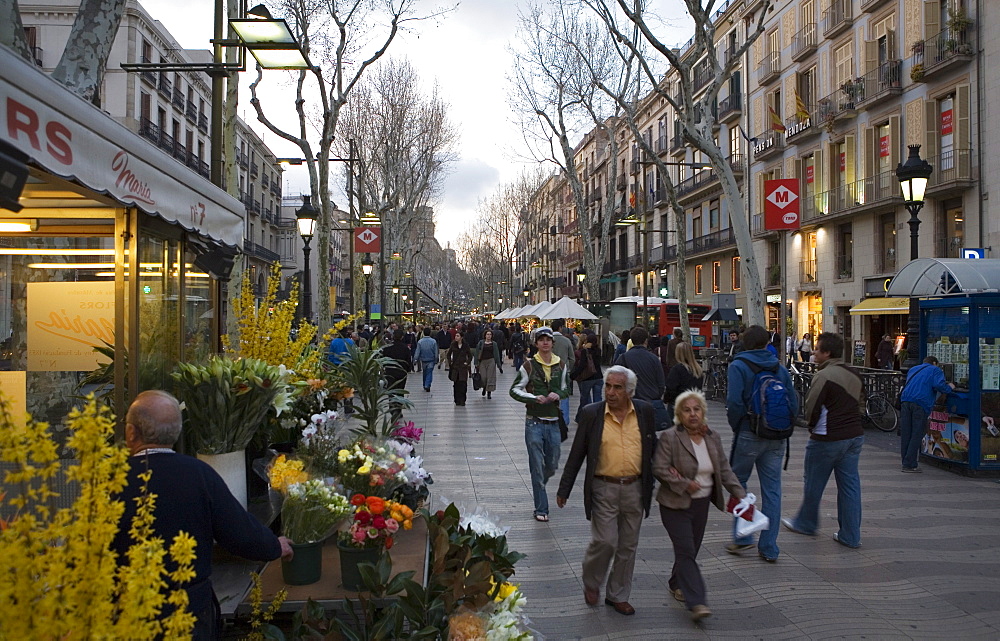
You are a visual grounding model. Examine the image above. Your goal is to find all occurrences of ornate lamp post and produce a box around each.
[896,144,933,371]
[295,195,318,322]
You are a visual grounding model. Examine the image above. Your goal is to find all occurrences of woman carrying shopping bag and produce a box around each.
[447,332,473,406]
[653,389,745,622]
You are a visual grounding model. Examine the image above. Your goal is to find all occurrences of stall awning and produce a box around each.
[1,48,244,248]
[703,308,740,321]
[886,258,1000,297]
[849,297,911,315]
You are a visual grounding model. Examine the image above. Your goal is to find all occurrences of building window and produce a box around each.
[879,213,896,273]
[937,198,964,258]
[695,264,703,295]
[140,91,150,122]
[939,95,954,171]
[732,257,741,290]
[837,222,853,279]
[709,200,720,230]
[712,261,721,293]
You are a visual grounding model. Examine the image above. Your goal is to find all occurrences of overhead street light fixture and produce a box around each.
[361,254,374,276]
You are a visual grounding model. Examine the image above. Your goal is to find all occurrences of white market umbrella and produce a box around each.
[517,302,544,318]
[539,296,599,320]
[500,306,524,319]
[529,301,555,319]
[493,307,511,319]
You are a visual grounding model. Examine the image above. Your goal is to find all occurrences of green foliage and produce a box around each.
[333,342,413,438]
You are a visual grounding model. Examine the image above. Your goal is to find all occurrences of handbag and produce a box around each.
[735,507,770,538]
[727,493,756,521]
[571,349,597,381]
[472,370,483,390]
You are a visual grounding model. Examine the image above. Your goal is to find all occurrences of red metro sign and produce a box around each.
[763,178,800,230]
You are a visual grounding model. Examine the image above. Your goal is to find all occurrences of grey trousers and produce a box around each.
[582,478,644,602]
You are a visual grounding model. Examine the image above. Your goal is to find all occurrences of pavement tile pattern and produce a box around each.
[405,364,1000,640]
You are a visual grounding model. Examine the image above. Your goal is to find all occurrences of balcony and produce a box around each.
[718,93,741,123]
[720,44,740,66]
[817,86,857,129]
[663,228,736,261]
[855,60,902,110]
[752,129,783,161]
[565,250,583,265]
[197,112,209,133]
[784,113,821,144]
[803,169,900,224]
[157,74,172,98]
[676,155,743,204]
[693,65,713,94]
[616,175,627,190]
[822,0,853,39]
[756,51,781,86]
[800,258,818,285]
[158,132,174,154]
[171,87,184,111]
[185,100,198,123]
[271,179,282,196]
[139,56,155,85]
[669,133,685,155]
[926,149,975,197]
[861,0,892,13]
[656,134,668,154]
[172,140,187,162]
[766,264,781,288]
[919,27,975,80]
[238,151,249,169]
[791,23,818,61]
[245,241,280,264]
[250,162,259,178]
[138,118,160,145]
[751,213,778,239]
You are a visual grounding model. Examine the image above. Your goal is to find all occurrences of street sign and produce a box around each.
[763,178,800,230]
[354,226,380,253]
[963,248,985,259]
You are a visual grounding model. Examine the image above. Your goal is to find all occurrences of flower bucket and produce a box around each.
[281,541,323,585]
[337,543,381,591]
[198,449,247,509]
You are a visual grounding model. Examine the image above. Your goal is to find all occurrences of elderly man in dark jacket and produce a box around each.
[556,366,657,616]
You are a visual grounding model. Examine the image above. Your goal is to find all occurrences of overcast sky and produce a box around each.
[143,0,690,249]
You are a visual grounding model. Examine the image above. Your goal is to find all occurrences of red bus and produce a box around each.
[612,297,714,349]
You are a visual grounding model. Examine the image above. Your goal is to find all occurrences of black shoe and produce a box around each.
[482,388,487,396]
[487,392,492,399]
[424,387,430,392]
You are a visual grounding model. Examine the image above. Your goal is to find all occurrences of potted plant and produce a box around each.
[910,63,925,83]
[277,479,352,585]
[947,7,973,34]
[911,40,924,56]
[338,494,405,590]
[171,356,292,507]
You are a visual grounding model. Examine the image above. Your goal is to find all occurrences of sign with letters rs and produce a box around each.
[764,179,800,230]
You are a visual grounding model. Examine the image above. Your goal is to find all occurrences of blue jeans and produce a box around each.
[421,361,435,389]
[513,352,525,371]
[899,402,927,469]
[576,378,603,420]
[730,430,785,559]
[560,398,570,424]
[525,418,561,516]
[789,435,864,547]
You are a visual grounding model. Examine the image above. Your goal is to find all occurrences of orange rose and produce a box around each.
[365,496,386,515]
[350,493,366,507]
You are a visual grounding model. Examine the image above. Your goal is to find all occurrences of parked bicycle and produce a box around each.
[702,357,728,401]
[862,390,899,433]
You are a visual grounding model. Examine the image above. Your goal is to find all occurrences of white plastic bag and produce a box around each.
[733,494,771,538]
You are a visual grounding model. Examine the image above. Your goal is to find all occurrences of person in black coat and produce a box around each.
[382,329,413,420]
[556,366,657,616]
[664,342,704,423]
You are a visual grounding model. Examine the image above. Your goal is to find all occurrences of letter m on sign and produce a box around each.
[764,179,800,230]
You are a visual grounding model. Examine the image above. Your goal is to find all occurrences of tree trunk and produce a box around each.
[0,0,34,63]
[51,0,126,104]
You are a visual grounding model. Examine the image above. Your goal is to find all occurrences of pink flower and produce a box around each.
[385,518,399,534]
[352,528,366,544]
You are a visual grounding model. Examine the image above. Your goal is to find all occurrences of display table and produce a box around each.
[233,516,429,615]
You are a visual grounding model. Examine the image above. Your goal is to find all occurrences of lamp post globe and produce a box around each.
[295,195,319,322]
[361,254,374,325]
[895,144,933,371]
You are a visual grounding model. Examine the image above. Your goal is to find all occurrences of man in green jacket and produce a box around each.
[511,327,570,522]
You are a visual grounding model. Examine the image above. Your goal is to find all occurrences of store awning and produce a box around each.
[886,258,1000,297]
[702,307,740,321]
[849,297,911,315]
[1,48,244,248]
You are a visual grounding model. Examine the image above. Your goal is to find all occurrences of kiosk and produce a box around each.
[888,259,1000,472]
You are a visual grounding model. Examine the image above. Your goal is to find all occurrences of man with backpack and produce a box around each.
[782,332,865,548]
[726,325,798,562]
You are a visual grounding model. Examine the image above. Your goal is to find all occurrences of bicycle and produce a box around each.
[703,359,728,401]
[862,390,899,432]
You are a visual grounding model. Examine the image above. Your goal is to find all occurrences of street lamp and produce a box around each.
[361,254,374,326]
[295,195,318,322]
[577,272,586,303]
[896,144,933,371]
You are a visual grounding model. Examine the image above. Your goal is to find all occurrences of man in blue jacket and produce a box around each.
[899,356,955,472]
[725,325,799,562]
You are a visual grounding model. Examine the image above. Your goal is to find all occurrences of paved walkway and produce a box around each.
[404,364,1000,640]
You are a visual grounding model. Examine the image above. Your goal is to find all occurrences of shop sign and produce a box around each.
[753,136,776,156]
[879,135,890,157]
[26,281,115,372]
[354,226,380,253]
[785,117,811,139]
[763,179,800,230]
[766,294,782,303]
[0,52,243,246]
[864,277,893,296]
[963,248,985,259]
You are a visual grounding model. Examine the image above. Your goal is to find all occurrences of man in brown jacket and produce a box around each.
[556,366,657,616]
[782,332,865,548]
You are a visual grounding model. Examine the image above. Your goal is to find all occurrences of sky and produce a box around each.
[142,0,691,249]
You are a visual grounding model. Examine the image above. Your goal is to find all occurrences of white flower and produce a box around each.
[460,511,509,538]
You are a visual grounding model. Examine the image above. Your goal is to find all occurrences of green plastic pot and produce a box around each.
[281,541,323,586]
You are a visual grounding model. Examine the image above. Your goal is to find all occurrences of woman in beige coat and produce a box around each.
[653,389,745,622]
